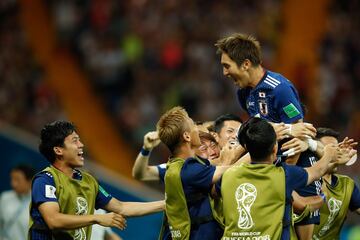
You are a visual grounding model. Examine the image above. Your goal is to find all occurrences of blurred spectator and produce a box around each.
[47,0,282,149]
[315,0,360,225]
[0,165,36,240]
[0,2,64,135]
[317,0,360,140]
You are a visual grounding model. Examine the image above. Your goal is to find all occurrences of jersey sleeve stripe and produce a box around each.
[265,77,280,86]
[264,79,277,88]
[267,75,281,84]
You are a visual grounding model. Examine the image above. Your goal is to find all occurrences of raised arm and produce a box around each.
[132,131,162,181]
[305,144,338,185]
[337,137,358,165]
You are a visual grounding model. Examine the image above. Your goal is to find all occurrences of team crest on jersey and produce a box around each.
[258,99,268,116]
[258,92,266,98]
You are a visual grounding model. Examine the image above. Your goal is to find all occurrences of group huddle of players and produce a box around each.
[132,33,360,240]
[27,32,359,240]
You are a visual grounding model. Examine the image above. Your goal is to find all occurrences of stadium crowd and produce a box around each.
[1,0,358,154]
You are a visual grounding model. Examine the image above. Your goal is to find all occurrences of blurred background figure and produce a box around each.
[0,165,35,240]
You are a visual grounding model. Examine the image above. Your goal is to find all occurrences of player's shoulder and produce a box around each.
[280,162,305,174]
[36,171,54,179]
[182,157,211,175]
[223,164,245,176]
[262,71,293,90]
[32,171,55,186]
[334,174,354,182]
[158,163,167,169]
[185,156,199,163]
[183,157,201,168]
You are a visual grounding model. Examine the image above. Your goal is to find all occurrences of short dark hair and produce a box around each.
[39,120,77,163]
[12,165,36,180]
[214,114,242,133]
[238,117,276,161]
[316,128,340,140]
[215,33,262,66]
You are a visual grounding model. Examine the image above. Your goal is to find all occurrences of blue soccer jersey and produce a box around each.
[157,163,167,183]
[294,150,322,225]
[295,150,322,197]
[237,70,304,123]
[180,157,223,240]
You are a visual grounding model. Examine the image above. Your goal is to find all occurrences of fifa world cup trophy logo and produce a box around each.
[318,197,342,237]
[235,183,257,229]
[74,197,88,240]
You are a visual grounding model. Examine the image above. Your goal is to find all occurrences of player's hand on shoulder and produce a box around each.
[272,122,290,141]
[289,122,316,140]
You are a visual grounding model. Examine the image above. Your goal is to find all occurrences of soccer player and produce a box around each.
[132,127,240,240]
[132,122,243,182]
[313,128,360,239]
[214,117,338,240]
[132,130,225,240]
[29,120,164,240]
[215,33,316,140]
[157,106,241,240]
[0,165,35,240]
[215,33,301,123]
[212,114,242,148]
[198,131,221,162]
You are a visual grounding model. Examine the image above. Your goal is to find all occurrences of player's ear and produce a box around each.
[242,59,251,70]
[183,131,191,143]
[273,142,278,154]
[53,146,63,156]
